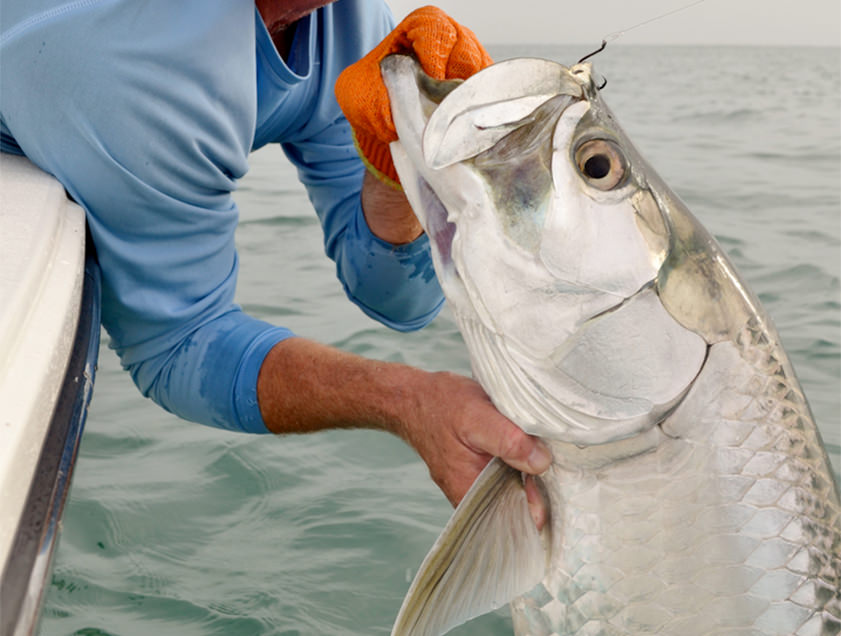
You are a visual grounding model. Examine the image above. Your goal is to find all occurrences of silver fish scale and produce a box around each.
[510,319,841,636]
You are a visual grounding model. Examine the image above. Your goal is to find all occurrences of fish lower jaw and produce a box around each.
[532,405,671,446]
[544,423,666,469]
[533,379,691,450]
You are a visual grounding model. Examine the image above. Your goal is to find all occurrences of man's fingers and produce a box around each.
[523,440,552,474]
[524,475,548,531]
[466,417,552,476]
[509,436,551,474]
[409,371,554,508]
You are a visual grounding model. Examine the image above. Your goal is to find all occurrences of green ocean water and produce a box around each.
[40,45,840,635]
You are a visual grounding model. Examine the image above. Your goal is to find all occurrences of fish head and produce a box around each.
[382,56,756,446]
[383,56,665,322]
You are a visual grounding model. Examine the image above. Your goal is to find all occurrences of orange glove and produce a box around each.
[335,6,492,188]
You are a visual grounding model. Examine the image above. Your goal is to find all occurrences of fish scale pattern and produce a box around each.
[510,320,841,636]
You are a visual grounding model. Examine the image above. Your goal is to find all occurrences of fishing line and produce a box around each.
[602,0,707,43]
[577,0,708,87]
[578,0,708,61]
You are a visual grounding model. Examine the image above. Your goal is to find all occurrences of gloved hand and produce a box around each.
[335,6,492,188]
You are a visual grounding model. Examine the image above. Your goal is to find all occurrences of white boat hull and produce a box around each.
[0,153,101,635]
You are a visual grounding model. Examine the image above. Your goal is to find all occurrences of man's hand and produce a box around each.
[335,6,493,187]
[394,369,551,507]
[257,338,551,518]
[339,8,491,253]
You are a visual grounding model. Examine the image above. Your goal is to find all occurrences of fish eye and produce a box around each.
[574,139,627,190]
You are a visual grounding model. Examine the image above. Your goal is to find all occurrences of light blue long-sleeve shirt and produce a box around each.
[0,0,444,433]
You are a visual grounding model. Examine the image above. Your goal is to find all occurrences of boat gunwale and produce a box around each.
[0,240,101,636]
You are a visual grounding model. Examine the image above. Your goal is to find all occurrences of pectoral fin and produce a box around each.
[391,458,548,636]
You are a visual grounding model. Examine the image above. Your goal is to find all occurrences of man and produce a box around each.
[0,0,550,511]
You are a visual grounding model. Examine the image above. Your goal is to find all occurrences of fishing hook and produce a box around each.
[577,40,608,90]
[578,39,607,64]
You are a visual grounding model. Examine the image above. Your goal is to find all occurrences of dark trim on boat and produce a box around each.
[0,239,101,636]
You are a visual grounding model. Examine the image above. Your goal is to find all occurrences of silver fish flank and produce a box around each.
[381,55,841,635]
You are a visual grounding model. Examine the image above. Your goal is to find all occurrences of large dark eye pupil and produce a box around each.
[584,154,611,179]
[574,139,626,190]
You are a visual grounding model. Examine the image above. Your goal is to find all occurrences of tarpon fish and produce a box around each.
[381,54,841,635]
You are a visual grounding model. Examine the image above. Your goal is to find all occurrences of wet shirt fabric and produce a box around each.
[0,0,444,433]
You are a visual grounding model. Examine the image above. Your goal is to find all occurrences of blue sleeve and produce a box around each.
[256,0,445,330]
[0,0,286,433]
[282,130,445,331]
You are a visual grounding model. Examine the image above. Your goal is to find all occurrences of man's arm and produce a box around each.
[360,171,423,244]
[257,337,551,506]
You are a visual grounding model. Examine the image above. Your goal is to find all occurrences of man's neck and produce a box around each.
[255,1,299,61]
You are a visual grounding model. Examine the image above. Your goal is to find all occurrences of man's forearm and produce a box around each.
[256,336,418,437]
[360,171,423,244]
[255,172,433,438]
[255,337,552,507]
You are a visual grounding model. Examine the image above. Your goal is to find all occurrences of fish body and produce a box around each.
[381,55,841,635]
